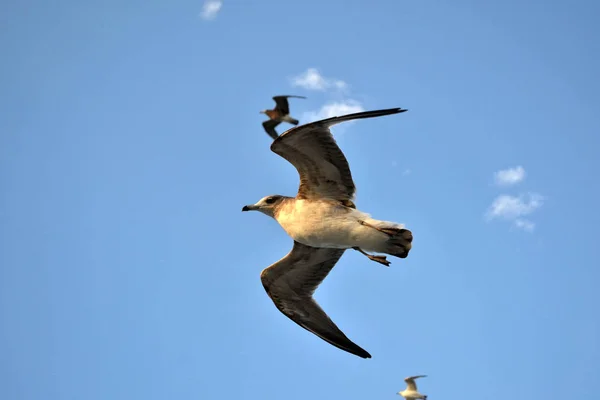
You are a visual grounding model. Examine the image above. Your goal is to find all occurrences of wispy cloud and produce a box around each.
[290,68,367,132]
[494,166,526,186]
[514,219,535,232]
[302,100,364,123]
[390,163,411,176]
[485,193,543,232]
[486,193,543,220]
[291,68,348,91]
[200,0,222,20]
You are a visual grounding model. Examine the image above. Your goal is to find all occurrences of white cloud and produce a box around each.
[514,219,535,232]
[291,68,347,91]
[486,193,543,221]
[200,0,222,20]
[485,193,543,232]
[487,168,542,232]
[291,68,364,131]
[494,166,526,186]
[390,164,411,176]
[301,100,365,124]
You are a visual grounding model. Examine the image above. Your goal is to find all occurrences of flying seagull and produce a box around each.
[260,95,306,140]
[397,375,428,399]
[242,107,413,359]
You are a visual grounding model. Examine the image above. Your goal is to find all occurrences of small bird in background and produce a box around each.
[260,95,306,139]
[397,375,428,400]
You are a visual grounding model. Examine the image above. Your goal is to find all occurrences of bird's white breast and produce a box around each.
[275,199,367,249]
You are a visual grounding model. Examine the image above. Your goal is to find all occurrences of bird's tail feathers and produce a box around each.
[282,115,299,125]
[358,217,412,259]
[385,228,413,259]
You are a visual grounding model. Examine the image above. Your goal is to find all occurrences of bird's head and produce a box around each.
[242,195,286,218]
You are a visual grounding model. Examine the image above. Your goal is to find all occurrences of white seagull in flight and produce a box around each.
[397,375,428,399]
[242,108,413,358]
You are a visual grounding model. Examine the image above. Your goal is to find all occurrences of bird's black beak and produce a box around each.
[242,205,257,212]
[242,205,250,212]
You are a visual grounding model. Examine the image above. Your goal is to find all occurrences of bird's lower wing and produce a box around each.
[260,241,371,359]
[274,292,372,359]
[262,119,281,140]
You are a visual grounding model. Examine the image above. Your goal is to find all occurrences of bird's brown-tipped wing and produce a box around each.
[270,108,407,201]
[260,241,371,359]
[272,95,306,115]
[404,375,427,391]
[262,119,281,140]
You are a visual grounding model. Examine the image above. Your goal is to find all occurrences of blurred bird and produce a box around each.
[260,95,306,139]
[242,108,412,359]
[397,375,428,400]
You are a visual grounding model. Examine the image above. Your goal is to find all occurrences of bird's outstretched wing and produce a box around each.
[260,241,371,359]
[262,119,281,140]
[272,95,306,116]
[404,375,427,391]
[270,108,407,202]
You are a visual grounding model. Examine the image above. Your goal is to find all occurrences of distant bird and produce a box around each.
[397,375,428,400]
[242,108,412,359]
[260,95,306,139]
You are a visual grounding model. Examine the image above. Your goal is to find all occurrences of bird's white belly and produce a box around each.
[275,200,381,249]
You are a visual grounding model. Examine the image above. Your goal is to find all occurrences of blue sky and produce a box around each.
[1,0,599,399]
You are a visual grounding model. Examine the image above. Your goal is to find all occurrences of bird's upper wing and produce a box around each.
[272,95,306,115]
[260,241,371,359]
[262,119,281,140]
[270,108,407,202]
[404,375,427,391]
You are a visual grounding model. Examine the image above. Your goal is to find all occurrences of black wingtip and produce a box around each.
[266,131,278,140]
[320,107,408,128]
[262,128,278,140]
[358,349,372,359]
[274,95,307,99]
[354,342,372,358]
[325,340,372,359]
[272,106,409,144]
[320,334,373,359]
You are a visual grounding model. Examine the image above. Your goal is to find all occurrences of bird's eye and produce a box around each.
[265,197,276,204]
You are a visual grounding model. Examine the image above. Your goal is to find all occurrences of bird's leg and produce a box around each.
[352,247,390,267]
[358,220,403,237]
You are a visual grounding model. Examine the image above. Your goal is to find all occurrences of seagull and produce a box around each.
[260,95,306,140]
[242,107,413,359]
[397,375,428,399]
